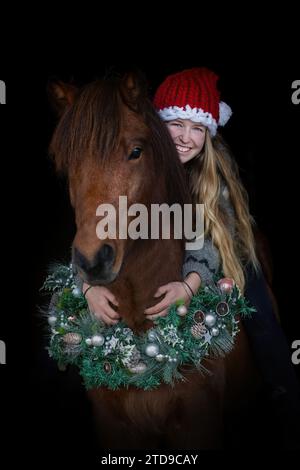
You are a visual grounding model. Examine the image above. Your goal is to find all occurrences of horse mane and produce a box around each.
[49,73,191,208]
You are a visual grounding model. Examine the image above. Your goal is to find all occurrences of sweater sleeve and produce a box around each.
[182,183,235,284]
[182,237,220,284]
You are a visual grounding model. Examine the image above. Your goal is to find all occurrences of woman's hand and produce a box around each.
[144,272,201,321]
[144,282,191,320]
[83,283,120,325]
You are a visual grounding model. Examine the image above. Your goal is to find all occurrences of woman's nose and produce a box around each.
[179,128,190,143]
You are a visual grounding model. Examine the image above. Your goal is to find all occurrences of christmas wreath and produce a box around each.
[42,263,255,390]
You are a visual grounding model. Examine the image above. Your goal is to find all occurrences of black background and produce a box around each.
[0,42,299,460]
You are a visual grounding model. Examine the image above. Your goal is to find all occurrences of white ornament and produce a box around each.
[145,343,159,357]
[204,313,216,328]
[211,327,220,337]
[91,334,105,346]
[155,354,165,362]
[176,305,188,316]
[48,315,57,326]
[128,362,147,374]
[85,338,92,346]
[203,331,212,344]
[147,330,158,342]
[72,287,81,297]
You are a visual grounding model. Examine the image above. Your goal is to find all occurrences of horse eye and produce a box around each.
[128,147,142,160]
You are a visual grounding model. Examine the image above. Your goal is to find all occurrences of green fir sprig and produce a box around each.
[43,263,255,390]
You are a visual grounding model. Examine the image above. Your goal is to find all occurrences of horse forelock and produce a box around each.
[49,76,191,208]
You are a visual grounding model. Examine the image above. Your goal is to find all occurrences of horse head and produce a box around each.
[48,72,190,329]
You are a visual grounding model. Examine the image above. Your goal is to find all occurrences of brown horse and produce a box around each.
[48,73,258,450]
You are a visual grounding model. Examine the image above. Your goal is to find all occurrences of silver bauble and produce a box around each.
[91,334,105,346]
[85,338,92,346]
[147,330,158,342]
[176,305,188,316]
[145,343,159,357]
[72,287,81,297]
[211,327,220,337]
[155,354,165,362]
[128,362,147,374]
[204,313,217,328]
[48,315,57,326]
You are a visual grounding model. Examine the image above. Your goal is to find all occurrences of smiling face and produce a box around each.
[166,119,206,164]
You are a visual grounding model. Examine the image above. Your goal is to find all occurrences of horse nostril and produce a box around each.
[96,244,115,265]
[73,247,90,272]
[73,245,115,280]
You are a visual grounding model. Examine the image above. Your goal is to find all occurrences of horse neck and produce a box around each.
[110,237,184,332]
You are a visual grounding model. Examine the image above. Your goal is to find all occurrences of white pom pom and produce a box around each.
[219,101,232,126]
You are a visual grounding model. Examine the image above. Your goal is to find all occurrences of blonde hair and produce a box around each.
[186,131,259,292]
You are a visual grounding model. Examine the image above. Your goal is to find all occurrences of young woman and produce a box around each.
[82,67,300,447]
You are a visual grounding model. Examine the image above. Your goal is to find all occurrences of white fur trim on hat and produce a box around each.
[219,101,232,126]
[158,104,218,136]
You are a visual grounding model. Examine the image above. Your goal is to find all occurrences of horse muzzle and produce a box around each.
[72,244,118,285]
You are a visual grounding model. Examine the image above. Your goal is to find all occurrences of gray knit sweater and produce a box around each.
[182,185,235,284]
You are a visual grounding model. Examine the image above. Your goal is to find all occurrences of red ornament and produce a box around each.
[217,278,235,294]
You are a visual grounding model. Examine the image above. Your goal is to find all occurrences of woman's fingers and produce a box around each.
[147,308,169,320]
[104,289,119,306]
[154,284,170,297]
[93,310,119,325]
[145,297,171,315]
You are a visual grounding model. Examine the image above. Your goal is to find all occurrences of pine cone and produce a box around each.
[191,323,207,339]
[62,332,82,345]
[126,347,141,367]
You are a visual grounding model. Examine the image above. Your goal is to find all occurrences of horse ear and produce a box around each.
[121,71,148,105]
[47,80,79,117]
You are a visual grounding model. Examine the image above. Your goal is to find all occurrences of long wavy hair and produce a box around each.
[185,131,259,292]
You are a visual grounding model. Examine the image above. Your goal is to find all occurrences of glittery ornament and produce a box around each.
[147,330,158,342]
[72,287,82,297]
[128,362,147,374]
[176,305,188,316]
[155,354,165,362]
[217,277,234,294]
[211,327,220,337]
[48,315,57,326]
[91,334,105,346]
[145,343,159,357]
[204,313,217,328]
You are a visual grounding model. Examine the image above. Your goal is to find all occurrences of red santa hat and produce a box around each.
[153,67,232,137]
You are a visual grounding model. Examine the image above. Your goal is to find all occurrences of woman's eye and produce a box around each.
[128,147,142,160]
